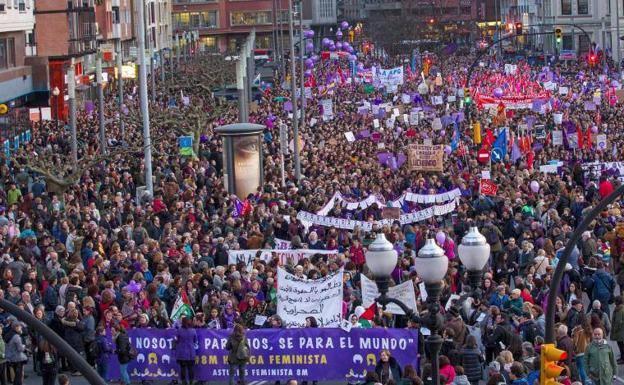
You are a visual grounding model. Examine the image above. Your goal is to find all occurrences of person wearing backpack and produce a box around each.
[115,326,134,385]
[226,323,250,385]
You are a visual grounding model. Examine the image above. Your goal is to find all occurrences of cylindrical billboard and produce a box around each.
[232,135,261,198]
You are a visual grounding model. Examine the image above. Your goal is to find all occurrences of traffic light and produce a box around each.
[464,88,472,104]
[540,344,567,385]
[555,28,562,44]
[515,22,523,35]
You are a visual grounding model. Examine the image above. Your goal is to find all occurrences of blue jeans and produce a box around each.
[97,360,109,382]
[575,354,587,384]
[119,363,130,385]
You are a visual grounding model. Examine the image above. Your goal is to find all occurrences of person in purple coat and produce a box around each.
[175,317,198,385]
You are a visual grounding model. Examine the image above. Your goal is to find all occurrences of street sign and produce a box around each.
[477,148,490,164]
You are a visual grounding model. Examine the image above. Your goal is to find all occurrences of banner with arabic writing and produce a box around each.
[277,267,343,328]
[107,328,419,382]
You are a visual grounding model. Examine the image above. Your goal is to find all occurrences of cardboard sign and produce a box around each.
[407,144,444,172]
[381,207,401,220]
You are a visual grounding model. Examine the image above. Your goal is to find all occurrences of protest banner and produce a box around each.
[552,130,563,146]
[596,134,607,151]
[480,179,498,196]
[277,267,343,328]
[407,144,444,172]
[320,99,333,119]
[582,161,624,182]
[228,249,339,270]
[106,328,419,382]
[275,238,291,250]
[381,207,401,220]
[361,275,417,315]
[377,66,404,87]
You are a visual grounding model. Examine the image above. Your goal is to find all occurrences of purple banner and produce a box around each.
[107,328,419,382]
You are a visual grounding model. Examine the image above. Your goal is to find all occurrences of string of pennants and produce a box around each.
[299,198,458,231]
[316,188,461,216]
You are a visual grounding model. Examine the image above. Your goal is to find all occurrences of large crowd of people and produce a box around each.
[0,39,623,385]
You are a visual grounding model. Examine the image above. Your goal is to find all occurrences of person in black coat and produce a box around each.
[375,349,402,385]
[37,339,58,385]
[114,326,132,385]
[460,335,484,385]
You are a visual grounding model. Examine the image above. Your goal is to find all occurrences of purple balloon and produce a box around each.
[329,45,336,52]
[305,58,314,68]
[444,145,452,155]
[305,41,314,52]
[336,29,343,40]
[346,46,354,53]
[305,69,312,77]
[311,55,319,62]
[357,63,364,71]
[493,87,504,98]
[591,125,599,133]
[349,54,357,61]
[440,129,446,136]
[322,38,330,47]
[336,42,343,50]
[341,21,349,30]
[304,30,315,39]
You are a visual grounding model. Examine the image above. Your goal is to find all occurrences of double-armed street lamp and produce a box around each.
[365,227,490,385]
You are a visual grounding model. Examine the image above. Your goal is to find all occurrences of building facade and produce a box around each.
[0,0,37,105]
[543,0,624,63]
[35,0,98,119]
[172,0,291,53]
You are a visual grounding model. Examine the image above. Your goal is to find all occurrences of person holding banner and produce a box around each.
[226,324,250,385]
[174,316,198,385]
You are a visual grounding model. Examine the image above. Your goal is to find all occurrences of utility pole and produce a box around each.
[96,50,106,154]
[150,54,156,103]
[272,0,278,64]
[237,42,248,123]
[137,0,154,196]
[68,62,77,164]
[288,0,301,181]
[246,32,255,105]
[299,0,306,129]
[116,39,125,141]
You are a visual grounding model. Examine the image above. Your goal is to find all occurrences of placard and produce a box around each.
[552,130,563,146]
[277,268,343,328]
[407,144,444,172]
[361,275,417,315]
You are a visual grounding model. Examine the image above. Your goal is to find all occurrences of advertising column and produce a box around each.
[215,123,265,198]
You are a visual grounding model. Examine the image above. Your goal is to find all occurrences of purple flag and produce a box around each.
[284,101,293,112]
[511,141,522,162]
[232,198,244,218]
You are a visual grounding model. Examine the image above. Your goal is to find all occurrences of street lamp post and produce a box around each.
[365,233,448,385]
[458,227,491,298]
[51,87,60,131]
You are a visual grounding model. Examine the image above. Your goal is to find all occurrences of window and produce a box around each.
[561,0,571,15]
[230,11,272,26]
[256,35,271,49]
[577,0,588,14]
[200,36,217,52]
[0,1,5,12]
[202,11,217,28]
[112,7,120,23]
[579,34,590,52]
[18,0,24,11]
[0,37,16,70]
[562,34,573,50]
